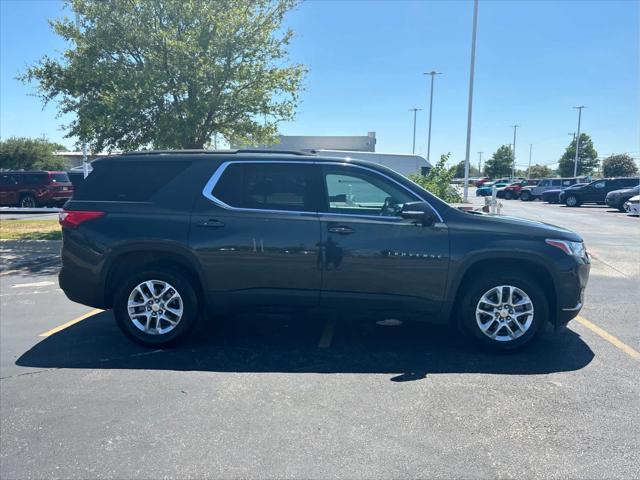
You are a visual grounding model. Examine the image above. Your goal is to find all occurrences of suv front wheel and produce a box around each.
[113,267,199,346]
[460,272,547,350]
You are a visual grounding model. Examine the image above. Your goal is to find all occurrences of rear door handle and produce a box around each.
[328,225,355,235]
[198,219,225,228]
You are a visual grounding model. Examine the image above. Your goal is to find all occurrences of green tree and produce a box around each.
[409,153,461,203]
[601,154,638,177]
[483,145,514,179]
[0,137,69,170]
[527,164,553,179]
[20,0,306,151]
[557,133,598,177]
[450,160,479,178]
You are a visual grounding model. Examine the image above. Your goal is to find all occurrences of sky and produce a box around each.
[1,0,638,169]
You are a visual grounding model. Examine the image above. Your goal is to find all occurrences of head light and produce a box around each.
[546,239,588,261]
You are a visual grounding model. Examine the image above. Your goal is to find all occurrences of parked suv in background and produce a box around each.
[0,171,73,207]
[59,150,590,351]
[500,179,539,200]
[519,177,588,201]
[560,177,640,207]
[605,184,640,211]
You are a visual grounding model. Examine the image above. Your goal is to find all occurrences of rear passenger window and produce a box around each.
[74,161,190,201]
[211,163,317,212]
[22,174,48,185]
[551,180,561,186]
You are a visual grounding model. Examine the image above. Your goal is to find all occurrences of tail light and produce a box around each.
[59,210,105,229]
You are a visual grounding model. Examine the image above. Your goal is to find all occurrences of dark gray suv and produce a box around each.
[58,150,590,351]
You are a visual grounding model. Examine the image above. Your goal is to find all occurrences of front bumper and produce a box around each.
[605,196,620,207]
[556,260,590,325]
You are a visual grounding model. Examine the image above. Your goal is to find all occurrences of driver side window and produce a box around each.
[322,167,417,216]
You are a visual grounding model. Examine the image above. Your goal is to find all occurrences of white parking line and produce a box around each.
[11,281,55,289]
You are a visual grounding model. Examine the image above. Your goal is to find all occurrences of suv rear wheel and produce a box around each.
[459,272,547,350]
[113,267,199,346]
[19,194,37,208]
[504,190,513,200]
[520,191,531,201]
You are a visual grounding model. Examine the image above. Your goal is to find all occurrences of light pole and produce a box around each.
[409,108,422,154]
[462,0,479,202]
[527,144,533,178]
[573,106,585,176]
[75,11,90,178]
[510,124,519,178]
[478,151,483,174]
[423,71,442,163]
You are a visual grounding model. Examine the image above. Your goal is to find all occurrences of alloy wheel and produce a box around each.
[475,285,534,342]
[566,195,577,207]
[127,280,183,335]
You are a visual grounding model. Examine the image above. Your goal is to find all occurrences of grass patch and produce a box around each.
[0,219,61,241]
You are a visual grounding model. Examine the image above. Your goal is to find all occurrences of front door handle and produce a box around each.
[198,219,225,228]
[328,225,355,235]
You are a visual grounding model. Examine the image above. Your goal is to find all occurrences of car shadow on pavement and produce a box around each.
[16,310,594,382]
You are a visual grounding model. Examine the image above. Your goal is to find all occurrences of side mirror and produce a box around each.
[400,202,438,226]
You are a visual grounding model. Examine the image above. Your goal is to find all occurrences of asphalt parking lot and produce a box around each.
[1,197,638,479]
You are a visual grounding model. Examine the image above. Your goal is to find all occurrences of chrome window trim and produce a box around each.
[201,160,444,223]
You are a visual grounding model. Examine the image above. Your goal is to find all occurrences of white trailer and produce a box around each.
[312,150,432,178]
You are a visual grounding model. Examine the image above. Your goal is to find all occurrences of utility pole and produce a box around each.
[478,151,483,174]
[510,124,519,178]
[527,144,533,178]
[423,71,442,163]
[462,0,478,203]
[573,106,585,177]
[409,108,422,154]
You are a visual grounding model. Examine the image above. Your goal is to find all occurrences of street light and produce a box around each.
[423,71,442,164]
[478,151,483,174]
[462,0,478,202]
[510,124,519,178]
[409,108,422,154]
[573,106,586,177]
[527,144,533,178]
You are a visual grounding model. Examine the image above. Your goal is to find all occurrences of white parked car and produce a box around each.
[624,195,639,216]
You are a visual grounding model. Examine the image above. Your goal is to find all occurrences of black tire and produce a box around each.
[504,191,513,200]
[113,267,200,347]
[19,194,37,208]
[458,272,548,351]
[520,191,531,201]
[565,194,581,207]
[617,204,627,212]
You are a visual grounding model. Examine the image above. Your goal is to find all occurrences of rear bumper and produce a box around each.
[59,266,107,309]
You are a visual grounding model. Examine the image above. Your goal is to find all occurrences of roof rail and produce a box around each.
[235,149,316,156]
[122,149,316,157]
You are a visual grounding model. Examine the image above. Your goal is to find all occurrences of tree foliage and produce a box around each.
[527,164,553,179]
[557,133,598,177]
[483,145,514,179]
[450,160,479,178]
[20,0,306,151]
[0,137,69,170]
[409,153,461,203]
[601,154,638,177]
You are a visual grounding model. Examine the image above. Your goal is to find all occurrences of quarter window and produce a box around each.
[321,167,417,216]
[212,163,317,212]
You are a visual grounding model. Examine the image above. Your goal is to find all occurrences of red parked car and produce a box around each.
[474,177,490,187]
[0,171,74,208]
[500,179,539,200]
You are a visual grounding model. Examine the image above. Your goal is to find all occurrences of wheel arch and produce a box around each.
[448,254,558,327]
[103,244,206,309]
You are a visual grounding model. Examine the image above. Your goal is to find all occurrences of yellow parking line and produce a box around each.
[318,317,336,349]
[575,315,639,360]
[39,309,103,337]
